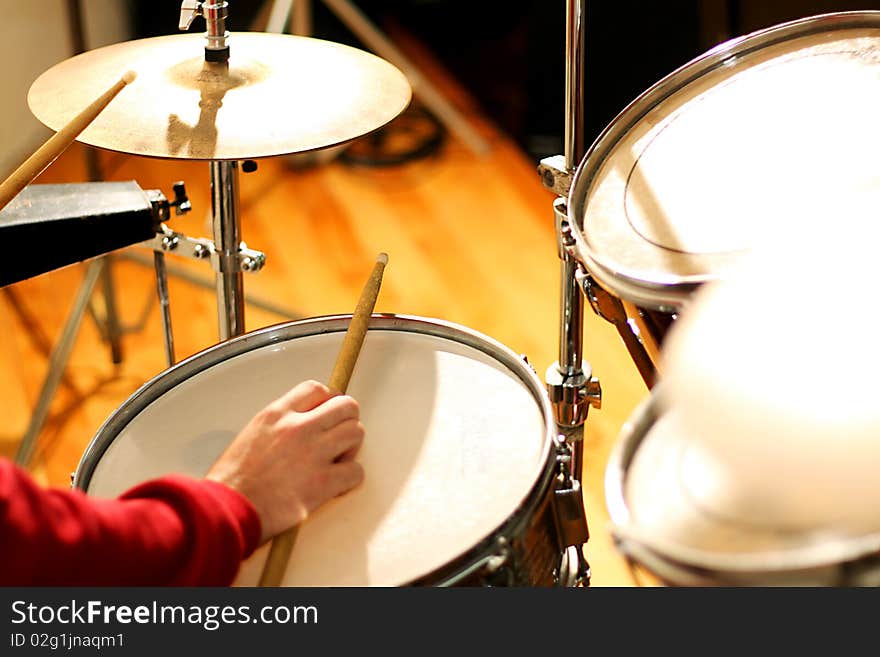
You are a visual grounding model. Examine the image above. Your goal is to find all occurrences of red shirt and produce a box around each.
[0,459,261,586]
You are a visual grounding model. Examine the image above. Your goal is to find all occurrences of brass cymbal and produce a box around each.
[28,32,412,160]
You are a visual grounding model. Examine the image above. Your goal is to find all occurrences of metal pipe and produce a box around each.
[154,252,176,367]
[557,218,584,377]
[16,260,104,467]
[210,160,246,340]
[564,0,588,171]
[98,255,123,364]
[558,0,588,377]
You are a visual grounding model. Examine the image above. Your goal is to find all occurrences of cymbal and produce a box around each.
[28,32,412,160]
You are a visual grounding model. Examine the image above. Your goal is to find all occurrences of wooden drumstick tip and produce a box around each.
[121,70,137,85]
[377,252,388,265]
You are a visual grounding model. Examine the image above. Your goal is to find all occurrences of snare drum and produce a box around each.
[75,315,583,586]
[568,11,880,312]
[605,395,880,586]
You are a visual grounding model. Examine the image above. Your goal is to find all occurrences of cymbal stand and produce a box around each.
[210,160,246,340]
[180,2,249,340]
[539,0,601,586]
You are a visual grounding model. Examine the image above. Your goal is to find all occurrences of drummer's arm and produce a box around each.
[0,380,365,586]
[0,459,261,586]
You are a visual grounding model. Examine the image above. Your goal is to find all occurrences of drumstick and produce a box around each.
[0,71,136,212]
[258,252,389,587]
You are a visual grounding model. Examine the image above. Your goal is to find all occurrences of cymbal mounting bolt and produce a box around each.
[161,234,179,251]
[170,181,191,216]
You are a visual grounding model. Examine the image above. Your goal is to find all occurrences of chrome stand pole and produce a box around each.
[194,3,247,341]
[544,0,600,586]
[153,252,176,367]
[210,160,246,341]
[546,0,600,471]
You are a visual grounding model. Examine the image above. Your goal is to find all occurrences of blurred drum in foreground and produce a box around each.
[605,203,880,586]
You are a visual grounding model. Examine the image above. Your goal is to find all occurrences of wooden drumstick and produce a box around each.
[258,252,389,587]
[0,71,136,212]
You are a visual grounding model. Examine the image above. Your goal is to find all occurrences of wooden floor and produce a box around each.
[0,44,648,586]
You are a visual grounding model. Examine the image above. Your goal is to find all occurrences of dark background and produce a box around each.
[132,1,880,161]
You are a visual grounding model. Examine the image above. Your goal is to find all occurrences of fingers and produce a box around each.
[324,460,365,498]
[306,394,360,431]
[277,380,333,413]
[317,418,365,462]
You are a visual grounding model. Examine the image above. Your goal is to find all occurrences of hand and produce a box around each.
[206,380,365,543]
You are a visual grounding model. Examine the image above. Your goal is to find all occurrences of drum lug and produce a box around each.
[552,435,590,549]
[441,536,515,586]
[480,537,515,587]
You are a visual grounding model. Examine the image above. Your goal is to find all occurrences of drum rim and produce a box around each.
[606,391,880,583]
[75,313,559,586]
[567,10,880,311]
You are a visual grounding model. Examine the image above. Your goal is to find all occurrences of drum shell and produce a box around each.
[605,394,880,586]
[74,314,577,586]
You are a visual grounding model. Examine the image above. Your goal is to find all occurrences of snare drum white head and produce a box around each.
[85,323,548,586]
[573,15,880,307]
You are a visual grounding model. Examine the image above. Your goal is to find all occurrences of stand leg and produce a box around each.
[291,0,312,35]
[265,0,294,33]
[319,0,490,156]
[97,254,124,364]
[2,288,81,396]
[15,260,104,467]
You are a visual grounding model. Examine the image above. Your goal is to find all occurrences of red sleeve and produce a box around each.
[0,459,261,586]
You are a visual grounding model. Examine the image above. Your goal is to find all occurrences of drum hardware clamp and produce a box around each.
[140,180,266,274]
[142,182,265,366]
[141,180,265,367]
[142,224,267,275]
[537,155,573,198]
